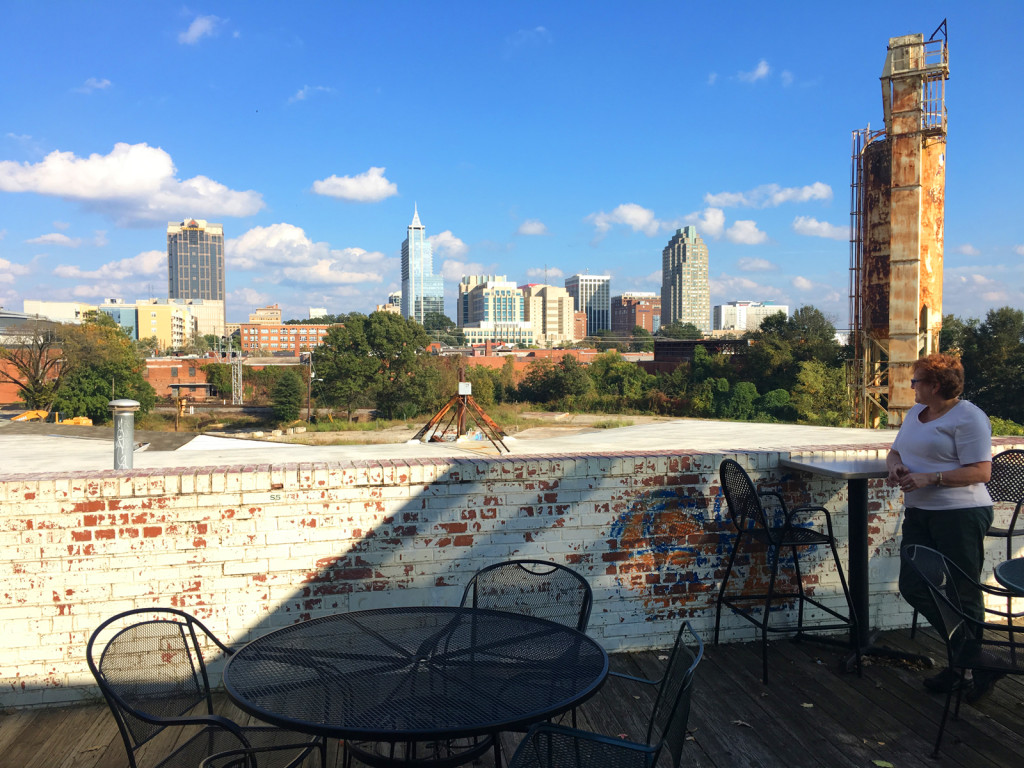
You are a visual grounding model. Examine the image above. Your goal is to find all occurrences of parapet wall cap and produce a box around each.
[108,399,141,411]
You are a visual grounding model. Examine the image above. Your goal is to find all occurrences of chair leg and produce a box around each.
[715,532,743,646]
[791,545,805,634]
[761,544,783,685]
[932,688,955,758]
[910,608,918,638]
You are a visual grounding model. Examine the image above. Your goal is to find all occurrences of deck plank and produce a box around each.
[4,630,1023,768]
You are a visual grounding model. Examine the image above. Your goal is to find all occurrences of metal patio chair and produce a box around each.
[87,607,324,768]
[714,458,859,683]
[507,621,703,768]
[911,448,1024,638]
[459,559,594,631]
[345,560,594,768]
[902,544,1024,757]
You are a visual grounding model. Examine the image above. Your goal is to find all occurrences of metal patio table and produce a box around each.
[994,557,1024,596]
[223,606,609,766]
[779,456,933,668]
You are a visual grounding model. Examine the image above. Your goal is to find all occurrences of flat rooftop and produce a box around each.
[0,418,896,477]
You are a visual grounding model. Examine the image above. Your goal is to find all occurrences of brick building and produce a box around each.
[611,292,661,335]
[239,323,339,354]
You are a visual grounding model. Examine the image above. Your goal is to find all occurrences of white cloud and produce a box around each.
[93,230,109,247]
[781,71,794,87]
[1014,245,1024,256]
[954,244,980,256]
[517,219,548,236]
[792,215,847,240]
[281,259,384,286]
[683,207,726,239]
[53,249,164,280]
[0,142,264,225]
[226,223,390,286]
[525,266,565,280]
[0,257,31,283]
[288,85,334,104]
[440,260,489,281]
[311,166,398,202]
[738,59,770,83]
[737,257,777,272]
[705,182,832,208]
[589,203,664,238]
[228,287,272,308]
[179,15,223,45]
[429,230,469,259]
[75,77,111,93]
[27,232,81,247]
[726,220,768,245]
[792,276,814,291]
[53,220,70,230]
[710,275,786,302]
[506,26,552,51]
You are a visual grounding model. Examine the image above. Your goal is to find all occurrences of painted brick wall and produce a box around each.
[2,439,1022,709]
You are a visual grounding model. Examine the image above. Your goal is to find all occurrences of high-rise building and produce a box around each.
[458,277,534,346]
[167,219,225,330]
[521,284,575,347]
[457,275,506,327]
[400,206,445,324]
[564,274,611,337]
[249,304,282,325]
[713,301,788,332]
[611,292,661,335]
[661,226,710,333]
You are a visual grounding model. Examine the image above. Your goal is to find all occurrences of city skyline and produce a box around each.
[1,3,1021,327]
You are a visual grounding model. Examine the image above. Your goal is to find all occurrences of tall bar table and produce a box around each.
[779,456,934,668]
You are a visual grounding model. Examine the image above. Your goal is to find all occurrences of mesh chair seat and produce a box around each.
[509,622,702,768]
[902,544,1024,757]
[345,735,493,768]
[87,608,324,768]
[714,459,858,684]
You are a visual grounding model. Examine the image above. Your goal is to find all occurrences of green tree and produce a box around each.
[589,351,653,399]
[517,358,558,403]
[464,365,496,406]
[754,388,797,422]
[0,319,66,411]
[421,312,465,346]
[791,360,849,426]
[312,317,377,420]
[742,305,842,393]
[366,312,434,418]
[958,307,1024,423]
[51,313,156,423]
[720,381,759,421]
[658,322,702,340]
[271,370,303,423]
[629,326,654,353]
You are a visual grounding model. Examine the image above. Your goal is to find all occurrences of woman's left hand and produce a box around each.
[899,472,934,492]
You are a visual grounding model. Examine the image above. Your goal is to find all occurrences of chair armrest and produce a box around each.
[608,669,661,687]
[1009,499,1023,536]
[200,743,321,768]
[788,504,838,537]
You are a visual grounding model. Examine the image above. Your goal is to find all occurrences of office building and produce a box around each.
[713,301,788,332]
[457,275,506,327]
[400,206,444,324]
[308,307,327,320]
[458,278,534,346]
[564,274,611,337]
[521,284,575,347]
[661,226,710,333]
[611,292,661,335]
[167,219,225,330]
[239,322,337,354]
[249,304,283,325]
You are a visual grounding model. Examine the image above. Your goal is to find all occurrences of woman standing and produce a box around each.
[887,353,997,699]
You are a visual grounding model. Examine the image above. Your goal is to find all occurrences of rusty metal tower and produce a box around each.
[850,21,949,428]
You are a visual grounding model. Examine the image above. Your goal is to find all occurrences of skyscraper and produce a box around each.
[167,218,225,331]
[661,226,710,333]
[400,206,445,323]
[564,274,611,337]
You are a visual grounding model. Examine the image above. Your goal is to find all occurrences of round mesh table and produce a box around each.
[224,606,608,759]
[995,557,1024,596]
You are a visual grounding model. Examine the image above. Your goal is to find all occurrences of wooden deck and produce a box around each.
[2,629,1021,768]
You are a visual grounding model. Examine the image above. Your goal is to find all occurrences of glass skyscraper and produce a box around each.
[564,274,611,337]
[167,218,225,331]
[661,226,710,333]
[401,206,445,323]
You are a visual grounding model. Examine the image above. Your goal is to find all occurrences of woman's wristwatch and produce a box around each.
[935,472,942,486]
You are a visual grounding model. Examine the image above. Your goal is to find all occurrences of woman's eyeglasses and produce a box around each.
[910,378,928,387]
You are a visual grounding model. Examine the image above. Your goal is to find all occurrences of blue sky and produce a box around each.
[1,1,1021,327]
